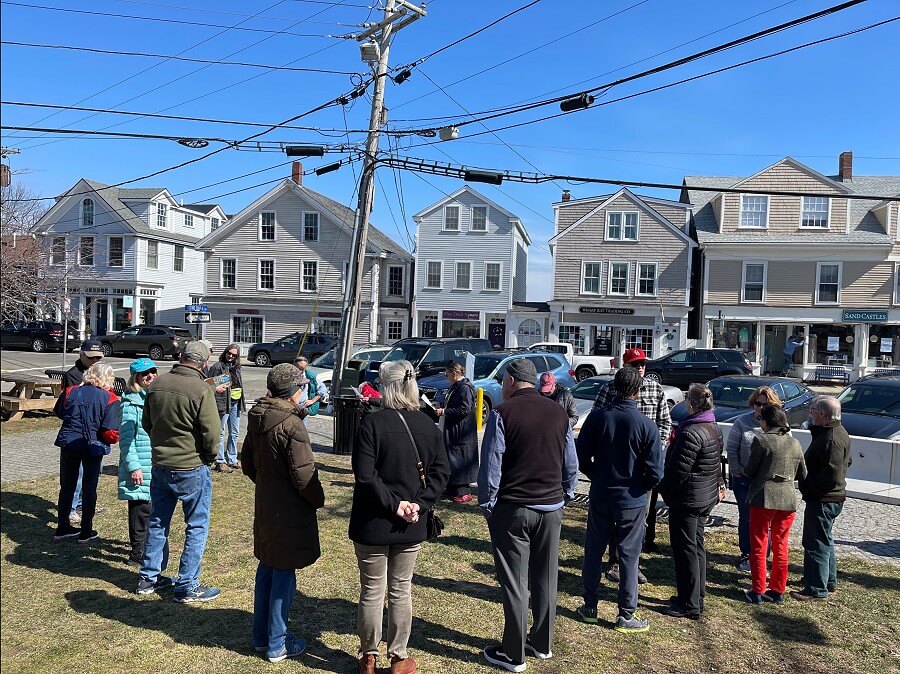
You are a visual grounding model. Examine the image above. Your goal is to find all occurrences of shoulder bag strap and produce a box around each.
[394,410,426,489]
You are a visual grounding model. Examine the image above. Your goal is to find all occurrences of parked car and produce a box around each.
[99,324,195,360]
[528,341,615,381]
[0,320,80,353]
[644,348,752,388]
[418,350,576,425]
[364,337,494,383]
[307,344,391,401]
[832,375,900,439]
[248,332,336,367]
[571,375,684,432]
[669,375,815,428]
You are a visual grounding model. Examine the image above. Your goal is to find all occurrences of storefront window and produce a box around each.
[712,320,758,362]
[625,328,653,354]
[139,298,156,325]
[867,325,900,367]
[112,297,132,331]
[233,316,263,343]
[808,324,855,365]
[517,319,542,347]
[442,320,480,338]
[317,319,340,338]
[559,324,585,354]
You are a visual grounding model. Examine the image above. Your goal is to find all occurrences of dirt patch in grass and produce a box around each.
[2,453,899,673]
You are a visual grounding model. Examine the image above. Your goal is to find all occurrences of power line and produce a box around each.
[107,0,363,25]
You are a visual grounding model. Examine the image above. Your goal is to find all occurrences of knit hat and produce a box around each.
[182,340,210,363]
[505,358,537,385]
[268,363,303,398]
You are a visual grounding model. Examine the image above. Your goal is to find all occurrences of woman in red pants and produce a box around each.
[743,405,807,604]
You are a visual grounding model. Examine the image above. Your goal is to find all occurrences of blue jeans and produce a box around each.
[71,464,84,514]
[731,475,752,557]
[802,500,843,597]
[216,402,240,466]
[252,563,297,657]
[140,465,212,595]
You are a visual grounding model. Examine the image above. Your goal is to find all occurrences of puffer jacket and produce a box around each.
[118,389,152,501]
[660,411,723,510]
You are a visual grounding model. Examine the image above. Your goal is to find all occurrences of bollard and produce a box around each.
[476,387,484,431]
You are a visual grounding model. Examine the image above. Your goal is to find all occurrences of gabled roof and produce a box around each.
[548,188,695,247]
[552,193,690,209]
[184,204,220,215]
[118,187,168,200]
[731,156,852,194]
[412,185,532,245]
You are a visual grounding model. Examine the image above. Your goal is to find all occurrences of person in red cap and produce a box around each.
[591,347,671,583]
[538,372,578,429]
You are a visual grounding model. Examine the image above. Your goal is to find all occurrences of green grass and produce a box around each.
[0,414,60,434]
[2,453,899,674]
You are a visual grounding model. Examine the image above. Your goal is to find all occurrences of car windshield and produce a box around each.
[474,355,504,380]
[708,381,760,408]
[173,329,193,340]
[383,343,430,365]
[571,379,607,400]
[312,350,334,368]
[837,383,900,419]
[356,348,389,361]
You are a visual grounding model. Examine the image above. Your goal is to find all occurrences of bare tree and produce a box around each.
[1,179,49,322]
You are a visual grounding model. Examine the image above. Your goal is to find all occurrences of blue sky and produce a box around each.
[2,0,899,300]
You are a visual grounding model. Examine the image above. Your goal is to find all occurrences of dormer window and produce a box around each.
[81,198,94,227]
[156,203,168,228]
[801,196,829,228]
[184,213,194,228]
[739,195,768,228]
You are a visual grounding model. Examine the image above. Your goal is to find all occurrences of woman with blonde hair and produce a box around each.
[349,360,450,674]
[725,385,784,572]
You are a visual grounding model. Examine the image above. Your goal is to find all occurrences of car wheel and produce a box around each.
[667,399,676,409]
[255,351,272,367]
[575,366,595,382]
[31,337,46,353]
[101,342,113,357]
[148,344,165,361]
[644,371,662,384]
[479,397,492,426]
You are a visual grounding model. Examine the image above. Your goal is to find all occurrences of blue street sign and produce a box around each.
[185,304,209,312]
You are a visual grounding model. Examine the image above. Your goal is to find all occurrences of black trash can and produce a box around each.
[333,395,364,455]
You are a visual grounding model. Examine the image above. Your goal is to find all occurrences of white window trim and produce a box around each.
[815,261,842,305]
[894,262,900,306]
[302,211,320,242]
[607,260,631,296]
[220,257,237,289]
[799,195,832,229]
[738,194,769,229]
[581,260,603,295]
[173,244,185,273]
[184,213,194,228]
[78,235,95,268]
[107,235,124,268]
[442,205,461,232]
[605,211,640,242]
[50,236,67,266]
[146,240,159,270]
[258,210,277,242]
[635,261,659,298]
[454,260,473,290]
[230,314,265,344]
[80,198,94,228]
[470,203,489,232]
[424,260,443,289]
[257,258,276,291]
[483,260,503,292]
[155,202,168,229]
[386,264,405,297]
[300,259,319,293]
[386,319,404,341]
[741,261,767,304]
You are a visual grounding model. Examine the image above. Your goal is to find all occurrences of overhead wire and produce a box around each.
[106,0,364,25]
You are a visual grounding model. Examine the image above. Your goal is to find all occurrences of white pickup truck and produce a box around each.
[528,342,616,381]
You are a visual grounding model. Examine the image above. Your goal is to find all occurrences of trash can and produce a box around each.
[333,395,364,455]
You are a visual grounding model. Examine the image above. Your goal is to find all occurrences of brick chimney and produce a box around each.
[561,189,571,202]
[838,151,852,182]
[291,161,303,185]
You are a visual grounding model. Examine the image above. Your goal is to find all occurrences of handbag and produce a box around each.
[394,411,444,541]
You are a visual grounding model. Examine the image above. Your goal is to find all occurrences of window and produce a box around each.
[232,316,263,343]
[156,203,167,228]
[471,205,488,231]
[742,262,766,303]
[211,217,220,231]
[259,211,276,241]
[559,325,585,353]
[895,263,900,305]
[816,263,841,304]
[303,212,319,242]
[868,325,900,366]
[484,262,502,291]
[517,318,542,347]
[808,323,853,365]
[173,244,184,272]
[443,205,460,231]
[637,263,657,296]
[81,198,94,227]
[625,328,653,353]
[258,259,275,290]
[739,195,768,228]
[607,212,639,241]
[146,240,159,269]
[425,261,442,289]
[582,261,602,294]
[608,261,630,295]
[387,265,404,296]
[301,260,318,292]
[79,236,94,266]
[50,236,66,265]
[455,261,472,290]
[184,213,194,228]
[712,320,758,363]
[801,196,829,228]
[387,320,403,341]
[221,258,236,289]
[108,236,123,267]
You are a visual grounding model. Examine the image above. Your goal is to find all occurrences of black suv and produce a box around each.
[644,348,752,388]
[0,320,80,352]
[100,324,195,360]
[364,337,494,382]
[248,332,336,367]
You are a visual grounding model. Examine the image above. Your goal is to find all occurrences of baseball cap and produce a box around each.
[538,372,557,393]
[182,340,211,363]
[623,347,649,365]
[80,339,104,358]
[268,363,304,398]
[505,358,537,385]
[130,357,156,375]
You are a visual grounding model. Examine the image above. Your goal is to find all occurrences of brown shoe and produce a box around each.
[789,590,827,602]
[214,463,234,473]
[390,655,417,674]
[358,653,376,674]
[229,461,242,470]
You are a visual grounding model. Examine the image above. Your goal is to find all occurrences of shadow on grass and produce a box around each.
[2,491,135,592]
[413,573,500,603]
[835,538,900,559]
[432,534,493,556]
[315,461,353,476]
[752,609,828,645]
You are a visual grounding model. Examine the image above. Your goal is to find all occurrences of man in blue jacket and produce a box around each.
[576,367,663,633]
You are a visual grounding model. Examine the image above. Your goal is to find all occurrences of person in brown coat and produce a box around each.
[242,364,326,663]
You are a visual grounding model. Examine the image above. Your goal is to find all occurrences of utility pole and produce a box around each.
[331,0,425,397]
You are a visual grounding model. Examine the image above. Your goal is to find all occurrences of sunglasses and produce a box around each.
[752,400,767,407]
[225,352,238,358]
[85,354,103,360]
[139,369,158,376]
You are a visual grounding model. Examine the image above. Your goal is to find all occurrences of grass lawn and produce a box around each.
[2,452,898,674]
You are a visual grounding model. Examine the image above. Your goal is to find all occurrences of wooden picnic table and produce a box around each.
[1,374,63,421]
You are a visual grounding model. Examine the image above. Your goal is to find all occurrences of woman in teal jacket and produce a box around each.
[118,358,158,566]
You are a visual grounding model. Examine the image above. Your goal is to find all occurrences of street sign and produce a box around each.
[185,304,209,313]
[185,312,211,323]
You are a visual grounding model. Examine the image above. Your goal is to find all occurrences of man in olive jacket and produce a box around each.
[137,341,222,603]
[791,396,852,601]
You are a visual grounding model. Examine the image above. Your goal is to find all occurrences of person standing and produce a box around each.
[538,372,578,429]
[137,341,222,603]
[243,364,326,663]
[208,343,245,473]
[791,396,852,602]
[743,405,806,604]
[659,384,724,620]
[434,362,478,503]
[782,333,806,374]
[576,367,663,633]
[117,358,160,566]
[479,358,578,672]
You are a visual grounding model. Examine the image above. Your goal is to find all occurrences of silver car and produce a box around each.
[571,375,684,433]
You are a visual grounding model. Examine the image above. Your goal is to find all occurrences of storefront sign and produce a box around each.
[443,310,480,321]
[882,338,893,353]
[318,312,342,318]
[827,336,840,352]
[237,308,259,315]
[842,310,888,323]
[578,307,635,315]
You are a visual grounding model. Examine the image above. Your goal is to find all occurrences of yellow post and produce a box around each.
[475,387,484,431]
